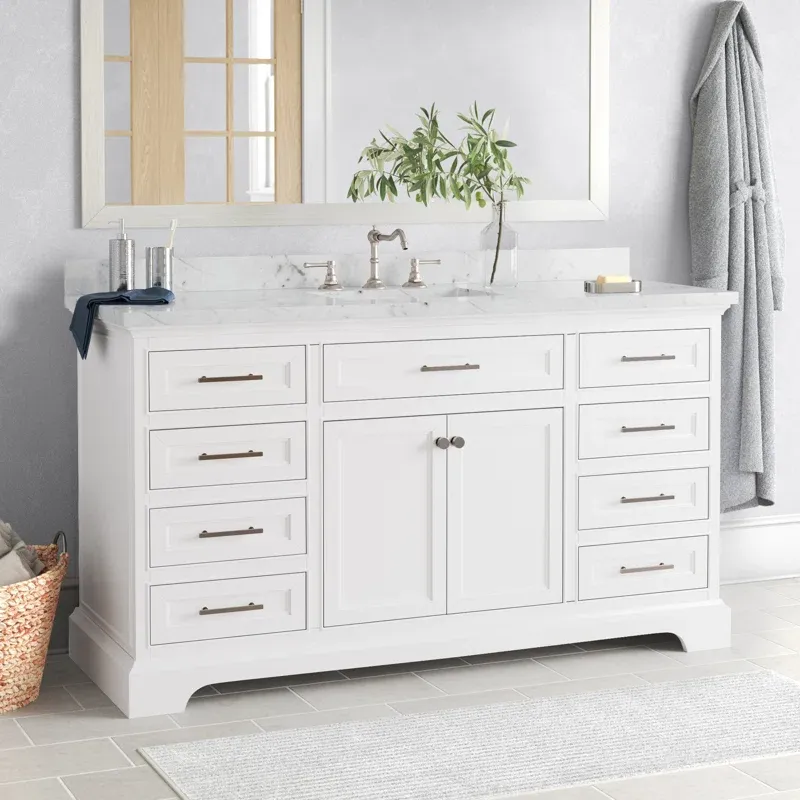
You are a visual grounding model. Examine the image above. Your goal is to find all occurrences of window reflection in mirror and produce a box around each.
[102,0,300,206]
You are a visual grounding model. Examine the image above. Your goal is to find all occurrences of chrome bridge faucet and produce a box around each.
[364,226,408,289]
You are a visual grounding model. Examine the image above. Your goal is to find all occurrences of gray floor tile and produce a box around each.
[636,660,762,684]
[0,719,30,750]
[113,720,261,765]
[720,583,798,609]
[757,628,800,651]
[418,659,566,694]
[767,582,800,602]
[0,740,129,783]
[341,658,469,678]
[516,674,649,700]
[537,647,680,680]
[213,671,347,694]
[731,608,795,633]
[733,754,800,791]
[503,789,609,800]
[597,765,769,800]
[751,654,800,681]
[63,683,114,710]
[255,704,399,731]
[63,765,176,800]
[0,778,73,799]
[740,791,800,800]
[18,707,178,746]
[172,687,311,727]
[2,686,82,718]
[651,632,793,666]
[41,656,90,687]
[389,688,525,715]
[769,606,800,626]
[291,673,443,711]
[462,645,582,664]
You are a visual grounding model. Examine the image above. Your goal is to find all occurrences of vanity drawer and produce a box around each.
[578,468,709,530]
[578,536,709,600]
[149,499,307,567]
[579,329,710,388]
[149,423,306,490]
[149,346,306,412]
[579,398,710,459]
[150,573,307,645]
[323,336,564,402]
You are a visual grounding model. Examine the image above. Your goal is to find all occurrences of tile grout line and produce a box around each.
[11,718,36,748]
[107,735,139,767]
[63,684,87,710]
[726,762,782,793]
[285,685,321,712]
[57,776,80,800]
[408,670,449,696]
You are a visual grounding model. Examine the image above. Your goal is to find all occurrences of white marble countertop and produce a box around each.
[65,281,738,332]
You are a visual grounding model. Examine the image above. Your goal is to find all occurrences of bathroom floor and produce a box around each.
[4,580,800,800]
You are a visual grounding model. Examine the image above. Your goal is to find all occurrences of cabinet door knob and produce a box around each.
[450,436,466,449]
[435,437,451,450]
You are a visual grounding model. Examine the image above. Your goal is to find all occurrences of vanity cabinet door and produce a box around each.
[447,409,563,614]
[323,416,447,627]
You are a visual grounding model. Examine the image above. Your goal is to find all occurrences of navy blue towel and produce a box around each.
[70,288,174,359]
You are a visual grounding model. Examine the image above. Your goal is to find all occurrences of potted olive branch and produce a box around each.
[347,104,530,285]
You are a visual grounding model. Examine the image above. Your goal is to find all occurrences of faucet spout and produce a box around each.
[364,226,409,289]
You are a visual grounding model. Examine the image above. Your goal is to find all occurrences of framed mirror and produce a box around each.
[81,0,609,227]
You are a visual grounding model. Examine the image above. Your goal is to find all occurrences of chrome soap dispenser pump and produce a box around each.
[108,218,135,291]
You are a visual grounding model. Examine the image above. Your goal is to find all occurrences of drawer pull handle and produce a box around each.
[621,424,677,434]
[198,374,264,384]
[620,493,676,504]
[621,354,677,363]
[450,436,466,449]
[435,437,451,450]
[199,527,264,539]
[620,563,675,575]
[420,364,481,373]
[198,450,264,462]
[199,602,264,616]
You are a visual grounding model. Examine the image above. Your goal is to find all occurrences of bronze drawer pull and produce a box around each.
[621,354,677,363]
[620,493,676,505]
[198,450,264,462]
[199,602,264,616]
[621,424,677,434]
[420,364,481,373]
[620,563,675,575]
[198,374,264,384]
[199,527,264,539]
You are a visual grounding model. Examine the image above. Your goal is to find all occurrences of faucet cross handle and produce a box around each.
[304,261,342,292]
[403,258,441,289]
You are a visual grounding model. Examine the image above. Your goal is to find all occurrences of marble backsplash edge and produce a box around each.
[65,247,630,297]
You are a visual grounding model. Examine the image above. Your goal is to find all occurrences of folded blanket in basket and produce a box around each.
[69,288,174,360]
[0,520,44,587]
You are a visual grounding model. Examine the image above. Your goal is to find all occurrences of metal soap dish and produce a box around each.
[584,280,642,294]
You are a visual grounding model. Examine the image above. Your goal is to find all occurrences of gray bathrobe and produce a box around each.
[689,1,785,511]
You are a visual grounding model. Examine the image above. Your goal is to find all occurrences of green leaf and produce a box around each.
[495,140,517,148]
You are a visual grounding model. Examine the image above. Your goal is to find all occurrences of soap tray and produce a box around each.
[584,280,642,295]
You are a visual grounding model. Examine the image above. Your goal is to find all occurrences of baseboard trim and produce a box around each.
[721,514,800,584]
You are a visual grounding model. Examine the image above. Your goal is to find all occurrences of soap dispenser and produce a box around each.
[109,219,135,291]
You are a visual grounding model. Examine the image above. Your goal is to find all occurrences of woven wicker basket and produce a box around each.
[0,532,69,714]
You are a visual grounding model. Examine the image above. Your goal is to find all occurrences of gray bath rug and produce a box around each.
[142,670,800,800]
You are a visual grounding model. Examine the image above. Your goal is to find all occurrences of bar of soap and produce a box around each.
[596,274,632,284]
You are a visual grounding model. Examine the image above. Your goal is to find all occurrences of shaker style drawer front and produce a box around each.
[578,536,709,600]
[149,346,306,411]
[149,498,307,568]
[578,468,709,530]
[149,423,306,490]
[150,573,307,645]
[323,336,564,402]
[579,329,710,388]
[579,398,710,459]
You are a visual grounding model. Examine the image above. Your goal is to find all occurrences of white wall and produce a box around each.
[1,0,799,573]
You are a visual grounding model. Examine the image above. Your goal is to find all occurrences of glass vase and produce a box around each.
[481,201,518,290]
